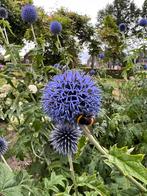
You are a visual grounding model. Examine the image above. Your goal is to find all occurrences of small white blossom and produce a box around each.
[28,85,37,94]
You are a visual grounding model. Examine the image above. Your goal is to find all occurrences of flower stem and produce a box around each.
[81,125,108,155]
[67,154,79,196]
[31,24,37,46]
[57,35,62,49]
[81,125,147,193]
[3,26,9,44]
[1,155,12,172]
[0,25,17,65]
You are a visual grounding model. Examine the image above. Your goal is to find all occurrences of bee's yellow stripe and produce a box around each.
[77,115,83,124]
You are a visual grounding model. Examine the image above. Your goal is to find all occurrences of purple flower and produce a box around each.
[89,69,96,76]
[50,124,81,155]
[50,21,62,35]
[42,70,101,124]
[53,63,61,69]
[21,4,37,24]
[0,7,8,19]
[98,53,105,59]
[0,137,8,156]
[119,23,126,32]
[0,64,4,69]
[138,18,147,27]
[144,65,147,70]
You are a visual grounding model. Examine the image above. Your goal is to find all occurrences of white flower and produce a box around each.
[28,84,37,94]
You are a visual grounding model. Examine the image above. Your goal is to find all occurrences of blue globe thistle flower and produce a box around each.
[119,23,126,32]
[21,4,37,24]
[144,65,147,70]
[89,69,96,76]
[53,63,61,69]
[50,124,81,155]
[0,7,8,19]
[42,70,101,124]
[138,18,147,27]
[50,21,62,35]
[0,137,8,156]
[98,53,105,59]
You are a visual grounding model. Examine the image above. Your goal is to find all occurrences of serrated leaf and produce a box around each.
[77,173,110,196]
[0,163,23,196]
[43,171,66,193]
[108,146,147,185]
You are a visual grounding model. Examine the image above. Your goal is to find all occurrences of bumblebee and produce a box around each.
[77,114,95,126]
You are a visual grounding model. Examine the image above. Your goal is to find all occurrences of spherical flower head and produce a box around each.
[89,69,96,76]
[138,18,147,27]
[0,137,8,156]
[144,64,147,70]
[0,7,8,19]
[119,23,126,32]
[21,4,37,24]
[98,53,105,59]
[50,124,81,155]
[42,70,101,124]
[50,21,62,35]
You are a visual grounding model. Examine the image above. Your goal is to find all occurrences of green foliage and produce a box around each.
[97,0,140,35]
[0,1,147,195]
[108,146,147,185]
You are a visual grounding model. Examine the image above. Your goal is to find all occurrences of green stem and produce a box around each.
[81,125,108,155]
[0,26,7,43]
[81,125,147,193]
[68,154,79,196]
[3,26,9,44]
[31,141,44,160]
[57,35,62,49]
[127,176,147,193]
[31,24,37,46]
[1,155,12,172]
[0,25,17,64]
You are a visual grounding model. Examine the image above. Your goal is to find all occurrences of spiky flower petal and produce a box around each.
[0,137,8,156]
[42,70,101,124]
[119,23,126,32]
[0,7,8,19]
[50,21,62,35]
[21,4,37,24]
[50,124,81,155]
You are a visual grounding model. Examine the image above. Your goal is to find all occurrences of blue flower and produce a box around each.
[138,18,147,27]
[50,21,62,35]
[53,63,61,69]
[0,137,8,156]
[42,70,101,124]
[50,124,81,155]
[89,69,96,76]
[119,23,126,32]
[21,4,37,24]
[0,7,8,19]
[98,53,105,59]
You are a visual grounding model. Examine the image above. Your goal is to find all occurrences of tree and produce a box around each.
[142,0,147,17]
[98,15,124,65]
[97,0,140,36]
